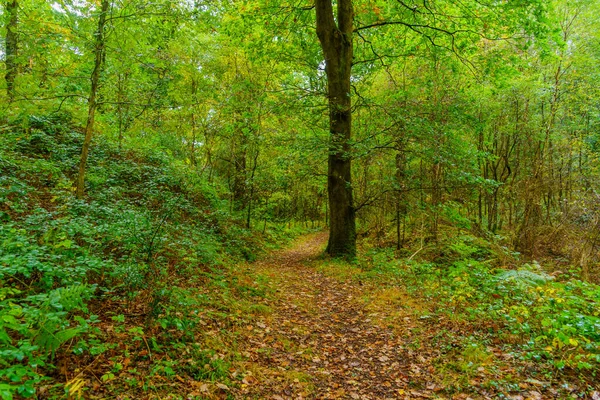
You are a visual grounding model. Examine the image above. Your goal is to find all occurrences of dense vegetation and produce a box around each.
[1,0,600,398]
[0,114,294,397]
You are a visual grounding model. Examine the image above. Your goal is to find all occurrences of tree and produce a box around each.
[4,0,18,101]
[315,0,356,257]
[75,0,110,199]
[310,0,551,257]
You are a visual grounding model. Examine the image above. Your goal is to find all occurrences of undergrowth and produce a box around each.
[0,113,283,399]
[356,233,600,396]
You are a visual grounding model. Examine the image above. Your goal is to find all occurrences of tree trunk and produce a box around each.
[116,72,128,151]
[75,0,109,199]
[232,128,247,211]
[190,77,198,166]
[246,149,259,229]
[430,162,442,241]
[5,0,18,101]
[316,0,356,258]
[395,140,407,249]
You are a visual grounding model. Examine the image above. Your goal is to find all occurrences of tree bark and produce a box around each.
[5,0,18,101]
[430,161,442,241]
[116,72,128,151]
[315,0,356,258]
[75,0,109,199]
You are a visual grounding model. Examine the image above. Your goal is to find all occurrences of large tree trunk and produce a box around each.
[316,0,356,258]
[5,0,18,101]
[75,0,109,199]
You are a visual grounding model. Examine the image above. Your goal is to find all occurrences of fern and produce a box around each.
[31,285,92,356]
[34,326,82,355]
[46,285,91,312]
[495,269,554,288]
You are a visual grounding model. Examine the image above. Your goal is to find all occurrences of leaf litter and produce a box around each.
[232,233,441,399]
[230,233,596,399]
[64,233,598,399]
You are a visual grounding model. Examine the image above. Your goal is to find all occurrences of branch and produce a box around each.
[355,189,393,212]
[13,93,87,103]
[355,20,468,36]
[315,0,335,48]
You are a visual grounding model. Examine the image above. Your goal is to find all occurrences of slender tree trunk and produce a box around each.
[477,113,484,228]
[116,73,126,150]
[246,149,259,229]
[395,140,407,249]
[191,113,198,166]
[75,0,109,199]
[190,77,198,166]
[430,162,442,241]
[5,0,18,102]
[232,129,247,211]
[315,0,356,258]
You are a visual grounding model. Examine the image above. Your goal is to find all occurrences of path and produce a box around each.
[233,233,434,400]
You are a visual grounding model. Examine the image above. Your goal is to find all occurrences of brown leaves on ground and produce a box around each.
[232,233,437,399]
[229,233,594,400]
[59,233,596,399]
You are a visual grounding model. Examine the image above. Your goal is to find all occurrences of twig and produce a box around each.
[142,336,152,360]
[408,219,426,261]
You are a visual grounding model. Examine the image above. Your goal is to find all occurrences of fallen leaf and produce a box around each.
[199,383,209,392]
[528,391,542,400]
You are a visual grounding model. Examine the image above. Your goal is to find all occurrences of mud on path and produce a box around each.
[232,233,432,400]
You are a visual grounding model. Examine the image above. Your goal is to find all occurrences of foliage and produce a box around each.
[0,115,262,397]
[359,233,600,387]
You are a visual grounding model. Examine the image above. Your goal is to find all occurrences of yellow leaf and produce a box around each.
[65,377,85,399]
[569,338,578,346]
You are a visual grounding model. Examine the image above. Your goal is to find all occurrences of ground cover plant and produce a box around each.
[1,116,599,399]
[352,232,600,397]
[0,115,301,398]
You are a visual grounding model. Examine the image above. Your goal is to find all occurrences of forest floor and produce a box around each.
[221,233,600,400]
[225,233,543,400]
[77,231,597,400]
[7,122,597,399]
[233,232,419,399]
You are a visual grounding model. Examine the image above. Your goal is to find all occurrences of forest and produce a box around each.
[1,0,600,398]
